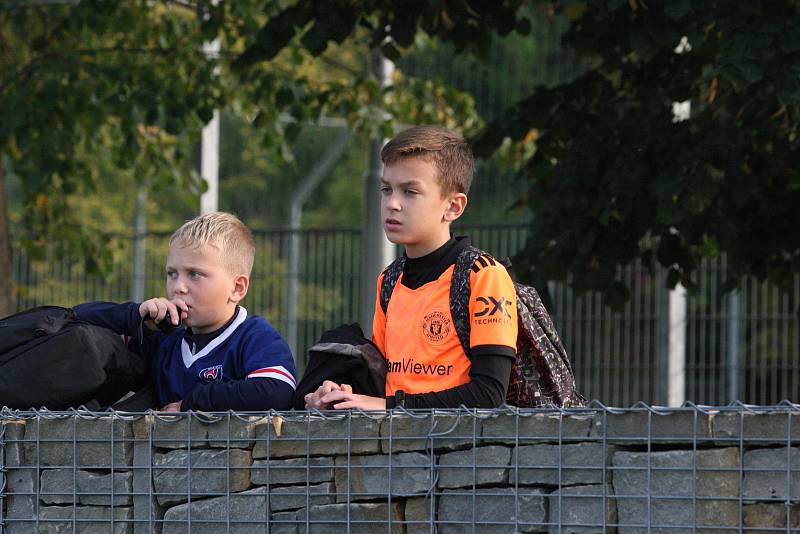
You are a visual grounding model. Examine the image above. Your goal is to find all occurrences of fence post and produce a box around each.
[667,284,687,406]
[360,50,396,334]
[726,289,741,402]
[286,133,353,358]
[131,187,147,303]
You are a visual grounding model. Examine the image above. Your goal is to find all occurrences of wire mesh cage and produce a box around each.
[2,403,800,532]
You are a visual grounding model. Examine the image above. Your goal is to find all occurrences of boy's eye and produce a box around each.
[405,189,418,195]
[379,186,391,194]
[166,271,177,279]
[190,271,203,279]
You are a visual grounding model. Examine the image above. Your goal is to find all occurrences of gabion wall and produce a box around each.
[1,404,799,533]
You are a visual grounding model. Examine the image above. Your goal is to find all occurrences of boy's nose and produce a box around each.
[383,194,401,211]
[171,278,188,294]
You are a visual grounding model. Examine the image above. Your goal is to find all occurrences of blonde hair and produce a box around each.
[169,212,255,276]
[381,125,475,196]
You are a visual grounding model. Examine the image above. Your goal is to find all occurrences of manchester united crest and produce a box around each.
[421,309,452,345]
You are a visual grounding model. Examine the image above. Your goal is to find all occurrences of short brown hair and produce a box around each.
[381,125,475,196]
[170,212,255,276]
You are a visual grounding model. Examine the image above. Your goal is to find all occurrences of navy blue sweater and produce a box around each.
[74,302,296,411]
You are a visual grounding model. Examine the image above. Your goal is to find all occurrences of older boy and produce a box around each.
[306,125,518,410]
[75,211,296,411]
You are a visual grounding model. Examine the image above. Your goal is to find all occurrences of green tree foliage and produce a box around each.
[238,0,800,304]
[0,1,480,315]
[473,1,800,305]
[0,1,220,314]
[8,0,794,314]
[397,15,587,226]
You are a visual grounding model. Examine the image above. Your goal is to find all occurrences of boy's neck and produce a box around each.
[405,230,452,259]
[184,306,240,353]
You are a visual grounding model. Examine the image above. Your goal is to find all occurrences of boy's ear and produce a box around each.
[229,274,250,304]
[443,192,468,223]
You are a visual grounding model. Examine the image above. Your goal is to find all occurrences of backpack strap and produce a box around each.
[379,256,407,315]
[380,245,494,361]
[449,245,486,358]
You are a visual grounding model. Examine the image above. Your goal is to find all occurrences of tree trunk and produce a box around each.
[0,161,14,317]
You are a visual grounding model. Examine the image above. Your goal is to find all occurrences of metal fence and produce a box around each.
[2,403,800,532]
[10,225,800,407]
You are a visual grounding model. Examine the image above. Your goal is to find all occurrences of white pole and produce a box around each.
[667,283,687,406]
[200,110,219,214]
[360,50,396,335]
[200,37,220,214]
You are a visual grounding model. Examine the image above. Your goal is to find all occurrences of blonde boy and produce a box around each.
[76,212,296,411]
[306,125,518,410]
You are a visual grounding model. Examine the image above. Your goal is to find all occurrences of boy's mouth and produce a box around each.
[384,218,401,229]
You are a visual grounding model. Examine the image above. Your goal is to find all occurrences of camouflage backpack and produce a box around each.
[380,245,585,408]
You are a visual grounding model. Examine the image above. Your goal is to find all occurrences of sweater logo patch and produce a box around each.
[421,309,452,345]
[199,364,223,382]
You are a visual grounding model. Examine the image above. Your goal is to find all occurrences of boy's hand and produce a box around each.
[304,380,352,409]
[139,298,186,331]
[323,391,387,411]
[161,401,182,412]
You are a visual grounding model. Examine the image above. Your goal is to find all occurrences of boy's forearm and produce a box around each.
[73,301,142,336]
[181,378,294,412]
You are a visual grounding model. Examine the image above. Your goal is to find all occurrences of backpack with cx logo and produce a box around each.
[380,245,584,408]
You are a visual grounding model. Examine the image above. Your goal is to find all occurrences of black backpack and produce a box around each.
[0,306,149,410]
[380,246,585,408]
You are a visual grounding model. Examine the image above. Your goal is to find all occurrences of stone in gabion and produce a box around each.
[204,414,261,449]
[612,447,739,533]
[25,416,134,468]
[380,413,479,453]
[134,414,208,449]
[132,437,163,534]
[251,455,335,487]
[334,451,432,502]
[253,414,381,458]
[36,505,133,534]
[152,448,252,507]
[743,447,800,500]
[270,482,336,512]
[295,502,403,534]
[40,468,133,506]
[438,487,547,533]
[404,496,437,534]
[270,511,300,534]
[161,486,268,534]
[548,483,616,534]
[134,414,259,449]
[513,442,616,486]
[743,502,800,531]
[593,409,713,444]
[482,413,592,444]
[712,412,800,445]
[438,445,511,488]
[3,422,38,532]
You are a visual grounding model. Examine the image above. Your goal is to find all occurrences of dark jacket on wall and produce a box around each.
[291,323,386,410]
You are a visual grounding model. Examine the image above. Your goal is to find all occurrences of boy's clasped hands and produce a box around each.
[304,380,387,411]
